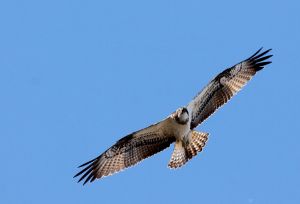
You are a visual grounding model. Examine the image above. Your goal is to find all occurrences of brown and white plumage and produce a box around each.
[74,48,272,185]
[187,48,272,128]
[74,121,175,184]
[168,131,208,168]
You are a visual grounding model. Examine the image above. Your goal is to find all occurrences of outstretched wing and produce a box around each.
[74,120,175,185]
[187,48,272,129]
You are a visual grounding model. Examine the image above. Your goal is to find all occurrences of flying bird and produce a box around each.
[74,48,272,185]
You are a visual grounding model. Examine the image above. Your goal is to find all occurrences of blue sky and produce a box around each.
[1,0,299,203]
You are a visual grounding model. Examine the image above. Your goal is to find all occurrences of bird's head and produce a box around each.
[173,107,189,125]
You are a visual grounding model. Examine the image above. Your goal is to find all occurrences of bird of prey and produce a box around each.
[74,48,272,185]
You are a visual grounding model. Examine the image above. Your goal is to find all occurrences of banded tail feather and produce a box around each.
[168,131,208,169]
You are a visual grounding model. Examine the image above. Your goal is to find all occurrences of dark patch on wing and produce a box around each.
[74,127,175,185]
[189,48,272,129]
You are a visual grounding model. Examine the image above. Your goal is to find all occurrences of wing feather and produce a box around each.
[188,48,272,129]
[74,121,175,185]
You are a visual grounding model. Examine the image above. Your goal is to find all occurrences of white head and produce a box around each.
[174,107,189,125]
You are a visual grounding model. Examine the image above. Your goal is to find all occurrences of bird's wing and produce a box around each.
[187,48,272,129]
[74,119,175,185]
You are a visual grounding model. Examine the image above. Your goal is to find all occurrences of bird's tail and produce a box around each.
[168,131,208,169]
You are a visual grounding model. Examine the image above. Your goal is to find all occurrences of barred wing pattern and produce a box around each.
[74,122,175,185]
[188,48,272,129]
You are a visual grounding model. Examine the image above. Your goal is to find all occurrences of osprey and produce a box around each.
[74,48,272,185]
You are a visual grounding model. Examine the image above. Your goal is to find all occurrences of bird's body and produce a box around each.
[74,48,272,185]
[169,109,190,141]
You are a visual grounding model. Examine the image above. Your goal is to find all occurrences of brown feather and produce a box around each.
[74,122,175,185]
[189,48,272,129]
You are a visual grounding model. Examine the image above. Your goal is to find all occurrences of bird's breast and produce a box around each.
[162,117,191,141]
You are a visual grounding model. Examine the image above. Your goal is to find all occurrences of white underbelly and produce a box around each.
[162,118,190,141]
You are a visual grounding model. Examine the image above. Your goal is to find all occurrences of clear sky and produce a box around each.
[1,0,299,204]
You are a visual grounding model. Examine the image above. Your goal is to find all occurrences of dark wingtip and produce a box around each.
[78,158,97,168]
[247,47,263,60]
[83,173,95,185]
[247,48,272,71]
[248,48,272,59]
[74,156,100,185]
